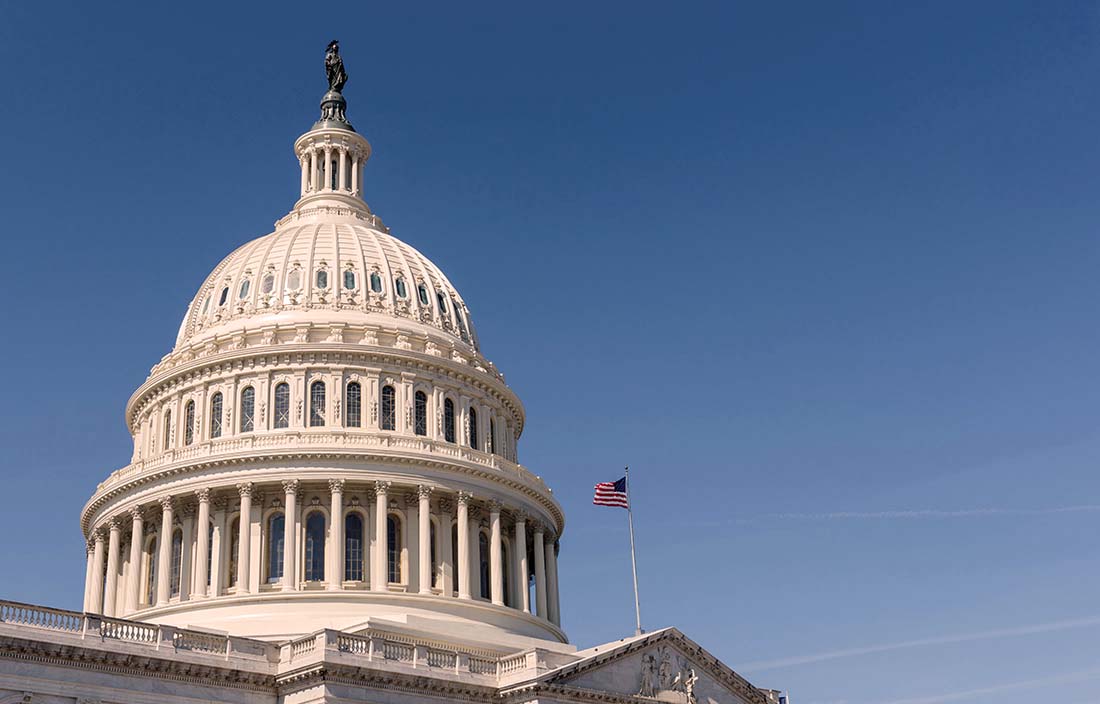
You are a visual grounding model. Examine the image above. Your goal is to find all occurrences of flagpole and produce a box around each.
[625,466,643,636]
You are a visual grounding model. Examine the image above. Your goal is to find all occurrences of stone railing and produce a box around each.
[0,600,277,665]
[95,431,550,498]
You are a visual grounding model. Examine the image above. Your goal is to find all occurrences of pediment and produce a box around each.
[540,629,765,704]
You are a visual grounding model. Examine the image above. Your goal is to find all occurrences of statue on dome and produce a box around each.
[325,40,347,93]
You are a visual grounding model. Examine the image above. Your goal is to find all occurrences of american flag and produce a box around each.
[593,477,629,508]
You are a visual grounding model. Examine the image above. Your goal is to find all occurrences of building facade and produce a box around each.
[0,46,786,704]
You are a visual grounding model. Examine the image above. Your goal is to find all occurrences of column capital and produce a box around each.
[513,509,528,524]
[236,482,254,498]
[128,506,144,522]
[531,520,546,536]
[488,499,503,514]
[195,487,211,504]
[456,491,472,506]
[93,527,106,543]
[86,540,96,555]
[374,480,391,495]
[282,479,300,495]
[159,496,174,512]
[417,484,433,500]
[328,478,346,494]
[107,518,121,532]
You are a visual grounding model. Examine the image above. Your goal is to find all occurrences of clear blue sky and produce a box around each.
[1,2,1099,702]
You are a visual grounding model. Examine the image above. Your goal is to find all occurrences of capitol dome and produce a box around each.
[79,64,563,652]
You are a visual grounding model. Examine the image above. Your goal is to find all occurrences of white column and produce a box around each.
[489,501,503,606]
[514,513,529,613]
[328,479,344,590]
[194,489,210,598]
[456,492,471,600]
[156,498,174,606]
[90,531,106,613]
[373,481,389,591]
[308,149,318,192]
[418,486,432,594]
[83,542,95,611]
[236,484,252,593]
[338,147,348,191]
[178,507,194,602]
[209,501,226,597]
[323,147,333,190]
[546,536,560,626]
[103,519,121,617]
[533,524,547,619]
[350,154,359,195]
[283,480,299,591]
[299,154,308,196]
[125,508,143,614]
[439,499,454,597]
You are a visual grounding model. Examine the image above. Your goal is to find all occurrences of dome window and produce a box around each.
[370,272,383,293]
[218,287,229,306]
[436,293,448,314]
[395,277,408,299]
[343,269,356,290]
[286,269,302,291]
[200,295,210,314]
[238,279,251,300]
[417,284,430,306]
[315,269,329,289]
[261,273,275,294]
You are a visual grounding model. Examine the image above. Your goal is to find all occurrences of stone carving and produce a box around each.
[638,647,698,702]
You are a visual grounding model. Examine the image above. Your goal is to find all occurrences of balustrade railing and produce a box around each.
[0,602,82,632]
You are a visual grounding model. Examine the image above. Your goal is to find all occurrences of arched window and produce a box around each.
[287,268,302,290]
[478,531,490,599]
[346,382,361,428]
[305,512,326,582]
[451,523,459,593]
[184,400,195,446]
[380,385,396,431]
[219,286,229,306]
[417,283,430,306]
[145,536,158,606]
[414,391,428,436]
[210,393,224,439]
[267,513,285,583]
[370,271,383,293]
[274,383,290,429]
[469,407,479,450]
[261,273,275,294]
[227,517,240,588]
[436,292,448,315]
[502,542,511,607]
[489,418,496,455]
[453,298,469,340]
[309,381,326,427]
[444,398,456,443]
[163,409,172,451]
[343,269,356,290]
[430,521,438,588]
[387,514,402,583]
[240,387,255,433]
[238,279,250,300]
[345,513,364,582]
[316,269,329,289]
[395,277,408,299]
[170,529,183,597]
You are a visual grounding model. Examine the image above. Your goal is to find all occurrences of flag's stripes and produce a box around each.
[593,477,629,508]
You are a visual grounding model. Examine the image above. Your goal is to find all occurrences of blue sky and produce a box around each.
[1,2,1099,702]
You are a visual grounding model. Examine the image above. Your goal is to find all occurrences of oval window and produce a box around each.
[417,284,430,306]
[395,277,407,299]
[238,279,250,299]
[316,270,329,289]
[370,272,382,293]
[287,269,301,290]
[261,274,275,294]
[343,270,356,290]
[436,293,448,314]
[218,287,229,306]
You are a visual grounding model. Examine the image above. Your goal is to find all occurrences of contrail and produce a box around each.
[874,664,1100,704]
[731,504,1100,524]
[737,616,1100,672]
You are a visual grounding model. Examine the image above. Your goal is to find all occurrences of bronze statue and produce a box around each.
[325,40,347,93]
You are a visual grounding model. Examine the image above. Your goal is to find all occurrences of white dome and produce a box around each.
[176,217,479,353]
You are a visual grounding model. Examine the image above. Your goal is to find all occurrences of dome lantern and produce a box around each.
[292,40,372,213]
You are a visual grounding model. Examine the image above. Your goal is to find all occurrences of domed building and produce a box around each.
[0,45,787,704]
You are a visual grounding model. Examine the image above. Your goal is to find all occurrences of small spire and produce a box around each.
[315,40,354,131]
